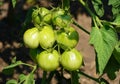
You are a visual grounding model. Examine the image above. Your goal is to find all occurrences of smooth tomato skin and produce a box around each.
[23,28,39,49]
[39,25,55,49]
[60,48,83,71]
[56,27,79,50]
[37,50,60,71]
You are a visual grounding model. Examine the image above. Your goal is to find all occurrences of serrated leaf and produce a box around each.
[108,0,120,17]
[89,26,118,74]
[108,0,120,6]
[91,0,104,17]
[6,79,18,84]
[23,73,35,84]
[3,61,23,70]
[12,0,17,8]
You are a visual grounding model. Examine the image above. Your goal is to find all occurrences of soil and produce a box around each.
[0,0,120,84]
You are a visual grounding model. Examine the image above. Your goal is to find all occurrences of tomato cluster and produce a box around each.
[23,7,83,71]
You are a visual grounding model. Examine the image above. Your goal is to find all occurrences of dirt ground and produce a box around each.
[0,1,120,84]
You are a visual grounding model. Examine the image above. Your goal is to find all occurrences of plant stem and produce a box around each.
[41,71,47,84]
[78,70,100,83]
[22,63,37,74]
[73,21,90,35]
[71,71,79,84]
[79,0,95,18]
[21,62,35,68]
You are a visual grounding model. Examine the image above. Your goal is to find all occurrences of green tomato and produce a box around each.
[23,28,39,49]
[52,8,65,26]
[56,27,79,50]
[32,7,51,25]
[40,7,52,24]
[53,14,72,28]
[52,8,65,19]
[60,48,83,71]
[39,25,55,49]
[32,9,41,25]
[37,50,60,71]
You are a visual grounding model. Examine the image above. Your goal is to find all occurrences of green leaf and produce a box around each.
[113,14,120,26]
[6,79,18,84]
[108,0,120,6]
[23,73,35,84]
[18,74,26,83]
[113,41,120,64]
[104,55,120,80]
[91,0,104,17]
[108,0,120,17]
[12,0,17,8]
[89,25,118,74]
[3,61,23,70]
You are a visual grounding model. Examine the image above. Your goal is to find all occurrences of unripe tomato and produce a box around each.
[52,8,65,19]
[23,28,39,49]
[52,8,65,26]
[56,27,79,50]
[32,9,41,25]
[32,7,51,25]
[39,25,55,49]
[40,7,52,24]
[37,50,60,71]
[60,48,83,71]
[53,14,72,28]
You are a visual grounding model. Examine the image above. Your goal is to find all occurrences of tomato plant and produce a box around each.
[2,0,120,84]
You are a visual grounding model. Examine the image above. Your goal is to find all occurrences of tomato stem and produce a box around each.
[73,21,90,35]
[78,70,100,83]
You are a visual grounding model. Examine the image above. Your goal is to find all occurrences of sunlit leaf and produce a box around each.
[89,25,118,74]
[6,79,18,84]
[91,0,104,17]
[23,73,35,84]
[18,74,26,83]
